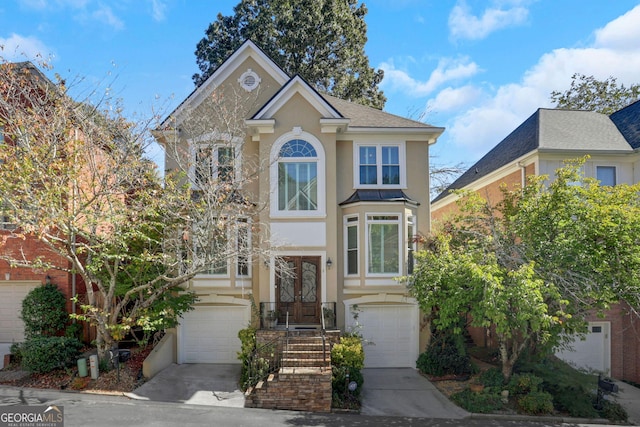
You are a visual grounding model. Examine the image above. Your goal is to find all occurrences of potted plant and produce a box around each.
[264,310,279,329]
[322,307,336,329]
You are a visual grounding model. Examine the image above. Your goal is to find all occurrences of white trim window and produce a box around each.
[194,218,252,278]
[344,215,359,276]
[355,143,405,188]
[596,165,616,186]
[192,143,238,189]
[407,215,416,275]
[270,130,326,217]
[236,218,251,277]
[366,214,401,275]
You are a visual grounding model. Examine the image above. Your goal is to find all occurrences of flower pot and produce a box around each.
[469,383,484,393]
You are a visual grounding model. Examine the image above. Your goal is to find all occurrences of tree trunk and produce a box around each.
[499,342,514,383]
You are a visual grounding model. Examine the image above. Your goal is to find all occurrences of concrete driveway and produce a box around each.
[360,368,469,419]
[127,364,468,419]
[126,364,245,408]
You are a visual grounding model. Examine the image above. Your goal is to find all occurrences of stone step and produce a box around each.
[281,357,331,368]
[282,350,327,359]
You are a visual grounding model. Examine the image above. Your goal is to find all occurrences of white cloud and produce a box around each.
[379,56,480,97]
[444,4,640,158]
[0,33,53,62]
[150,0,167,22]
[91,5,124,31]
[426,85,485,113]
[449,0,530,41]
[594,5,640,51]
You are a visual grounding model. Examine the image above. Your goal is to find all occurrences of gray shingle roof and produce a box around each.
[610,99,640,149]
[323,94,437,129]
[432,108,632,204]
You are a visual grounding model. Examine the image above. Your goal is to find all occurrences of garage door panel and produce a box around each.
[351,304,418,368]
[0,282,40,343]
[179,306,249,364]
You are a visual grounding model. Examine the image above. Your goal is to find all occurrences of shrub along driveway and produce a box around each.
[359,368,469,418]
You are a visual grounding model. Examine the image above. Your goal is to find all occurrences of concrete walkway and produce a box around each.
[613,379,640,426]
[126,364,245,407]
[360,368,469,419]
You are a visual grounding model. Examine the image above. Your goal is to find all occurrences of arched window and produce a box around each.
[277,139,318,211]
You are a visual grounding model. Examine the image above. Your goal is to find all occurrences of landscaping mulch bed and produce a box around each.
[0,345,151,393]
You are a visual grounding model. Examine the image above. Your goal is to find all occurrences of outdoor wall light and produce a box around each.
[326,257,333,269]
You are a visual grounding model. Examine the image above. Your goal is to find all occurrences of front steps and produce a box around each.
[245,331,339,412]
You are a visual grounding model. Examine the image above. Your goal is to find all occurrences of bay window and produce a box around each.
[366,214,400,275]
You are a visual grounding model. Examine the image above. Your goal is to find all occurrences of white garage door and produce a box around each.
[351,304,418,368]
[556,322,611,375]
[0,281,40,343]
[179,305,250,364]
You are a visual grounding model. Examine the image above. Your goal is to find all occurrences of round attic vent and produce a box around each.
[238,69,261,92]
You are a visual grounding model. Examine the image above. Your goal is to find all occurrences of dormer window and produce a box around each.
[355,142,405,188]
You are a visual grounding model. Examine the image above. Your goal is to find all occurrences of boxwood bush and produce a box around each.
[21,336,83,374]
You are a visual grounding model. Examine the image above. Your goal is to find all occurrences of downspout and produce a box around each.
[71,129,78,316]
[517,161,526,188]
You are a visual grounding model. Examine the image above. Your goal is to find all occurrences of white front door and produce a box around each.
[556,322,611,375]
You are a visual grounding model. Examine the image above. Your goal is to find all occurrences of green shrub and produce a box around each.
[332,365,364,397]
[599,399,628,422]
[21,283,68,338]
[451,389,503,413]
[479,367,505,388]
[554,387,599,418]
[64,323,84,341]
[236,327,257,390]
[517,391,554,415]
[9,342,24,365]
[508,373,544,396]
[331,336,364,369]
[21,336,82,374]
[416,334,474,377]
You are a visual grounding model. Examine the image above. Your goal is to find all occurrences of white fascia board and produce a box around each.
[320,118,350,133]
[342,127,445,143]
[252,76,342,120]
[171,41,289,125]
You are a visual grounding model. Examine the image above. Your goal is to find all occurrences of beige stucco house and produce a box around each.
[152,40,443,369]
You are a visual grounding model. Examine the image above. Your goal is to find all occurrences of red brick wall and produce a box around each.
[432,166,533,224]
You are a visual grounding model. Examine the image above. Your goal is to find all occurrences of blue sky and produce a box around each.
[2,0,640,171]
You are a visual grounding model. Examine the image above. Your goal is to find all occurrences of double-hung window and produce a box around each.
[344,216,359,275]
[194,218,251,278]
[366,214,400,275]
[277,139,318,211]
[356,143,404,188]
[236,218,251,277]
[596,166,616,186]
[193,144,236,189]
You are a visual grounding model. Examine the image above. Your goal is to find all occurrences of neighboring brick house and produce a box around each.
[0,62,89,353]
[431,101,640,382]
[152,40,444,369]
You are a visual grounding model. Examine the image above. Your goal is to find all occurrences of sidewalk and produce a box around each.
[613,379,640,426]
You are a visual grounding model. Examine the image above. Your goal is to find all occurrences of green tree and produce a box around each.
[551,73,640,114]
[194,0,386,109]
[411,159,640,381]
[0,59,268,359]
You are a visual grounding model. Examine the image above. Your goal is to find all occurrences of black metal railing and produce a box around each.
[242,336,282,391]
[258,301,337,329]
